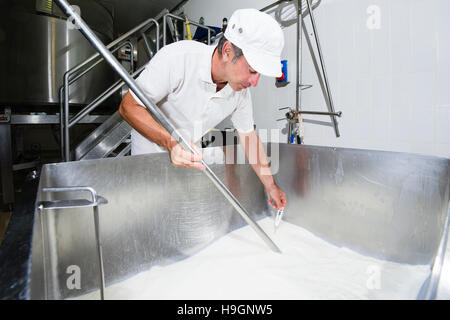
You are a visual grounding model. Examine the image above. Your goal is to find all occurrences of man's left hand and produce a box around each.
[266,183,287,210]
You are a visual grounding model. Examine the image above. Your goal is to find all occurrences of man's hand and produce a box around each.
[266,183,287,210]
[168,141,205,171]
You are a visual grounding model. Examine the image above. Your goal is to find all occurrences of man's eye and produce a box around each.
[249,69,257,74]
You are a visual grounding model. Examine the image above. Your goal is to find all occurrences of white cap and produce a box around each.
[224,8,285,77]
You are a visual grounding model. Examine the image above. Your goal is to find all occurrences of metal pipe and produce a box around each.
[299,110,342,117]
[305,0,340,137]
[54,0,281,254]
[163,15,167,46]
[93,205,105,300]
[64,72,70,161]
[296,0,304,113]
[59,87,64,161]
[260,0,286,12]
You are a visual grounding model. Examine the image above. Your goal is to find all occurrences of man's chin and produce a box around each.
[230,84,244,91]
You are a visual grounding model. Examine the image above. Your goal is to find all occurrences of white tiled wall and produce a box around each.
[184,0,450,158]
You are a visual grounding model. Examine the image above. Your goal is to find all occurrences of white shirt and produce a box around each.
[129,40,255,155]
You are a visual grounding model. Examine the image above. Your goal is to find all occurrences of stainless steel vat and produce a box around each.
[2,143,449,299]
[0,11,114,106]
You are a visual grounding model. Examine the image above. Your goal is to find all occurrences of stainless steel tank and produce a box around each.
[20,144,449,300]
[0,10,114,106]
[0,144,449,299]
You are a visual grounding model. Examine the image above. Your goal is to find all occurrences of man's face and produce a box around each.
[224,47,261,91]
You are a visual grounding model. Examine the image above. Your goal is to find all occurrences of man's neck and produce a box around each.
[211,47,227,91]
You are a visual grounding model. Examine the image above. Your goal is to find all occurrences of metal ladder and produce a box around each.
[62,10,215,162]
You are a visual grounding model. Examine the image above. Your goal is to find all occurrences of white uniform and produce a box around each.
[129,40,255,155]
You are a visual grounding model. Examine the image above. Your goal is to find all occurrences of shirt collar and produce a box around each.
[200,44,217,84]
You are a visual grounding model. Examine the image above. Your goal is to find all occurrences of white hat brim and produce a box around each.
[243,47,282,78]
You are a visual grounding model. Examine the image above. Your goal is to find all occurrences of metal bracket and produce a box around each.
[38,186,108,300]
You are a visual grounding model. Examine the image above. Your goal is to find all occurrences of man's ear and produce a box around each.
[221,41,233,63]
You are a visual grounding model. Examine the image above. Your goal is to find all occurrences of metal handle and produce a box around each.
[54,0,281,254]
[39,185,107,300]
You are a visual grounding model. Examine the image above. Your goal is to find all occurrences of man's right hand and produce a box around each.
[168,141,205,171]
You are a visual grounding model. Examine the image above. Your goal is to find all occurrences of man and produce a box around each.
[119,8,287,210]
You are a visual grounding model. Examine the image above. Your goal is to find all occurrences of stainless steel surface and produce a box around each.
[436,215,450,299]
[10,114,109,125]
[116,143,132,157]
[75,111,132,161]
[27,144,450,299]
[0,123,14,204]
[426,205,450,299]
[140,30,154,58]
[0,13,113,106]
[54,0,281,253]
[38,186,108,300]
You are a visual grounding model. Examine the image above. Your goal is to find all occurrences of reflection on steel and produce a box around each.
[54,0,281,254]
[74,111,132,161]
[10,114,109,125]
[26,144,450,299]
[0,13,113,106]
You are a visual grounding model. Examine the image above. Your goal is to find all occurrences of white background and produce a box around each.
[183,0,450,158]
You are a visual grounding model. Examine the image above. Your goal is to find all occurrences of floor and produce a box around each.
[0,148,59,246]
[0,210,11,246]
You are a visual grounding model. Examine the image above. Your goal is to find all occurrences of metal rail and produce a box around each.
[163,13,215,46]
[60,18,160,161]
[68,65,146,129]
[54,0,282,254]
[59,40,134,160]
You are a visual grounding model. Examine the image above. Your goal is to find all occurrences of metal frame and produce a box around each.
[163,13,215,46]
[277,0,341,143]
[61,41,135,162]
[304,0,340,137]
[60,18,160,161]
[54,0,281,254]
[38,186,108,300]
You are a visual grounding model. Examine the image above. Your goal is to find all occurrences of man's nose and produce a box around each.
[249,73,260,87]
